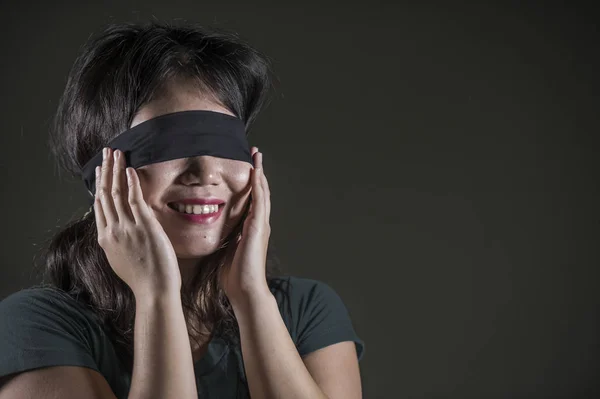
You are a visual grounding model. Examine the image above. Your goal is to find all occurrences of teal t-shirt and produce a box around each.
[0,275,364,398]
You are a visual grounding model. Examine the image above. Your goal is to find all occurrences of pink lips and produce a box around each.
[168,203,224,224]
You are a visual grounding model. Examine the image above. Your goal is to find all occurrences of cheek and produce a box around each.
[135,173,150,201]
[226,169,253,215]
[135,168,164,204]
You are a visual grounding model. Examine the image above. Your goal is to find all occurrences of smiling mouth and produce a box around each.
[167,202,224,215]
[166,203,224,225]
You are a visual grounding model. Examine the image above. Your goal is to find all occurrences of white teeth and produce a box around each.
[172,203,219,215]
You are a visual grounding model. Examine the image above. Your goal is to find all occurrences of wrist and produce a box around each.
[228,283,273,313]
[134,288,182,309]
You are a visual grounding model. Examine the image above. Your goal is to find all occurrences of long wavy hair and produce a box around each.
[32,20,282,373]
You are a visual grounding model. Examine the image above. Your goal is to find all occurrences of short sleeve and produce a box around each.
[271,276,365,361]
[0,287,99,379]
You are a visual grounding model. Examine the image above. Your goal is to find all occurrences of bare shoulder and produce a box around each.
[0,366,116,399]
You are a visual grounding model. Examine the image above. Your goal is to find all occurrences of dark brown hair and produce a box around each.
[33,20,282,372]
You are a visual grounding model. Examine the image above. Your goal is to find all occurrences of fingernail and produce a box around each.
[114,150,119,160]
[103,148,107,159]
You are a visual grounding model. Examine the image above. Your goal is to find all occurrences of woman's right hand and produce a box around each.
[93,147,182,299]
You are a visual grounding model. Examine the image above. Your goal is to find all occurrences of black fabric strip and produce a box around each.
[81,110,253,199]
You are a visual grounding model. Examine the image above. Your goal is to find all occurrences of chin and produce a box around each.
[172,242,222,258]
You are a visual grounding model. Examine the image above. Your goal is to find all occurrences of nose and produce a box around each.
[180,155,222,186]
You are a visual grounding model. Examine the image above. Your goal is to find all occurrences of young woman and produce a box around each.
[0,20,364,399]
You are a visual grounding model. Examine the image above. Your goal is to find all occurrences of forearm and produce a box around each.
[231,288,328,399]
[128,293,198,399]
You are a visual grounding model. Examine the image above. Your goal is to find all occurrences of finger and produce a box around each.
[112,150,134,222]
[258,152,271,223]
[99,147,118,224]
[126,166,151,225]
[251,151,265,222]
[250,147,260,216]
[93,166,107,230]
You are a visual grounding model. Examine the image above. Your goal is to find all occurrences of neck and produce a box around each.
[178,256,205,290]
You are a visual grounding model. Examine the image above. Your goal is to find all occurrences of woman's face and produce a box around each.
[129,81,254,264]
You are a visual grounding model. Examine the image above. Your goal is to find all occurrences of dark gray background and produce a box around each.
[1,1,598,398]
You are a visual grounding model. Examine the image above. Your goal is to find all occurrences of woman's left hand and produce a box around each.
[220,147,272,305]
